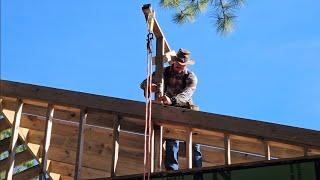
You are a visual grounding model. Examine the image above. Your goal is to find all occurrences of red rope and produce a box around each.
[144,41,153,180]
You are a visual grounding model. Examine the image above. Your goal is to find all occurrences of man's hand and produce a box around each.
[160,95,172,105]
[144,83,157,92]
[144,83,158,97]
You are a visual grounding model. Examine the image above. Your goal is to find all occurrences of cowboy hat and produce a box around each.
[172,48,195,65]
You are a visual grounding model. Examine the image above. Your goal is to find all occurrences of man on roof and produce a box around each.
[140,48,202,171]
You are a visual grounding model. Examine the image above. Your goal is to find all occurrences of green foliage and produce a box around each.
[159,0,244,34]
[14,159,38,174]
[0,129,11,141]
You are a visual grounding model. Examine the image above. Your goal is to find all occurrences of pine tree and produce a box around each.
[159,0,244,34]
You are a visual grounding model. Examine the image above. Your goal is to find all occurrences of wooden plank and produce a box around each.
[0,118,10,132]
[0,138,23,154]
[12,164,41,180]
[0,150,34,172]
[186,129,192,169]
[155,37,164,100]
[2,80,319,148]
[26,127,142,159]
[6,99,24,180]
[153,125,163,172]
[23,115,300,167]
[111,115,120,177]
[3,99,145,134]
[40,104,55,180]
[48,160,109,179]
[269,141,304,158]
[45,146,144,176]
[224,134,231,165]
[141,4,171,52]
[74,109,87,180]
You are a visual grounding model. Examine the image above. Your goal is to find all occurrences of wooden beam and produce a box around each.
[141,4,171,53]
[186,129,193,169]
[110,115,120,177]
[74,109,87,180]
[0,150,34,172]
[0,138,23,154]
[153,125,163,172]
[40,104,55,180]
[6,99,24,180]
[2,99,145,134]
[1,80,320,148]
[224,134,231,165]
[155,37,164,100]
[13,165,41,180]
[263,141,271,160]
[48,160,109,179]
[0,118,10,132]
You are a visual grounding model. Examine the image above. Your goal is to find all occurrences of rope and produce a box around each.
[144,31,154,180]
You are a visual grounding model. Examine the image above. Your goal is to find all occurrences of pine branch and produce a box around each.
[159,0,244,34]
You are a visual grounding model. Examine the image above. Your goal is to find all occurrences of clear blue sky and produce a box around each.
[1,1,320,130]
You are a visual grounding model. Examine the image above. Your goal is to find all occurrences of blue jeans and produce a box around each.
[164,139,202,171]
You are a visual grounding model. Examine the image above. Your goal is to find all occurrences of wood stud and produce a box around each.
[40,104,55,180]
[111,114,120,177]
[186,128,193,169]
[154,125,163,172]
[5,98,24,180]
[74,109,88,180]
[224,134,231,165]
[263,141,271,160]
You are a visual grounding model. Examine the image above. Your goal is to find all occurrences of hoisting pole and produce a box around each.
[141,4,172,176]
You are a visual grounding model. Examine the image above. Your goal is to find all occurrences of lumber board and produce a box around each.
[2,80,319,148]
[153,125,163,172]
[48,160,109,179]
[11,112,316,168]
[6,99,23,180]
[163,126,309,159]
[110,115,120,177]
[26,122,280,167]
[26,128,143,159]
[186,129,192,169]
[3,99,145,134]
[0,117,10,132]
[40,104,54,179]
[0,150,34,172]
[269,141,304,158]
[12,164,41,180]
[0,138,23,154]
[74,109,87,180]
[155,37,165,99]
[141,4,171,52]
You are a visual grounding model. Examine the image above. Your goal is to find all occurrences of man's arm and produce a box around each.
[171,72,198,106]
[140,72,157,96]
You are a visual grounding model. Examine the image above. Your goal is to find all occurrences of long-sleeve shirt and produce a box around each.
[140,65,198,107]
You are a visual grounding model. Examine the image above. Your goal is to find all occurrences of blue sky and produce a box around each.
[1,0,320,130]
